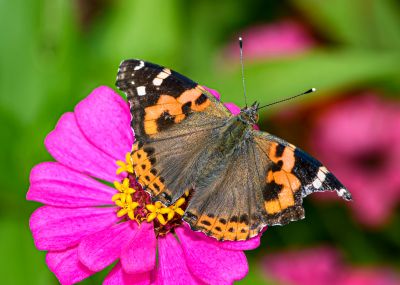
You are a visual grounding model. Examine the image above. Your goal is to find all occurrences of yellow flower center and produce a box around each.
[115,153,134,175]
[113,152,188,236]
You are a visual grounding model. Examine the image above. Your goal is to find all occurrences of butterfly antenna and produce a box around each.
[239,37,248,108]
[257,88,317,110]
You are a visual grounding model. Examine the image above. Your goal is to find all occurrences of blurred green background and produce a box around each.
[1,0,400,284]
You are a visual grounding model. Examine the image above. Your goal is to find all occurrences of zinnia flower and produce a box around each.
[262,247,400,285]
[310,94,400,227]
[225,19,316,61]
[27,86,261,285]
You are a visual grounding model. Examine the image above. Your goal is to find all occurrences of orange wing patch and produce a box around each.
[197,214,216,231]
[143,87,211,135]
[176,88,211,112]
[185,211,253,241]
[269,143,295,172]
[130,143,170,199]
[263,143,301,215]
[264,199,281,215]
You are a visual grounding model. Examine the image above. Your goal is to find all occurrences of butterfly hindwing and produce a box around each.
[254,132,351,225]
[183,140,268,240]
[183,131,351,240]
[256,133,352,201]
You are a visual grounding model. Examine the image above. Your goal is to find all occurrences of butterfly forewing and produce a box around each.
[116,59,231,205]
[116,59,230,144]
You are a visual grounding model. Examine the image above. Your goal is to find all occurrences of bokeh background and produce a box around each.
[1,0,400,284]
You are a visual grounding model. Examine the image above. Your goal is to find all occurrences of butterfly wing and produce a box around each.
[183,130,351,241]
[116,59,232,204]
[116,60,231,143]
[183,139,268,240]
[253,131,351,223]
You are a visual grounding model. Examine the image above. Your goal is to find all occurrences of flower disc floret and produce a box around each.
[113,153,188,235]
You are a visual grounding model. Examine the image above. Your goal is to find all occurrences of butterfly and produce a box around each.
[115,59,352,241]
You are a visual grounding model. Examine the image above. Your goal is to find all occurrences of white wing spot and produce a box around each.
[338,188,347,197]
[317,168,326,182]
[312,179,322,189]
[158,71,170,79]
[130,80,135,85]
[152,70,171,86]
[137,86,146,96]
[134,61,145,70]
[152,77,163,86]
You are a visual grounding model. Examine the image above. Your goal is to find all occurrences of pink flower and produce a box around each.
[310,94,400,227]
[262,247,400,285]
[27,86,261,285]
[263,247,341,285]
[225,19,316,61]
[340,268,400,285]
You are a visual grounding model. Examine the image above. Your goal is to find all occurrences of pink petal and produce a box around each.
[176,226,248,284]
[120,222,156,274]
[103,263,151,285]
[75,86,133,160]
[224,102,241,115]
[30,206,117,251]
[46,246,94,285]
[157,234,200,285]
[203,86,221,101]
[27,162,115,207]
[78,221,136,272]
[45,112,121,183]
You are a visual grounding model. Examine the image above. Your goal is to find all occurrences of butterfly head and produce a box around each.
[239,102,259,124]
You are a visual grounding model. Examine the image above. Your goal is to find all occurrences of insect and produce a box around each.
[115,56,352,241]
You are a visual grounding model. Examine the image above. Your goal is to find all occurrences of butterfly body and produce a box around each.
[191,115,254,189]
[116,59,352,241]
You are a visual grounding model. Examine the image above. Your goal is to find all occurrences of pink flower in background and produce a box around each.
[310,94,400,227]
[225,19,316,60]
[263,247,341,285]
[27,86,260,285]
[339,268,400,285]
[262,247,400,285]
